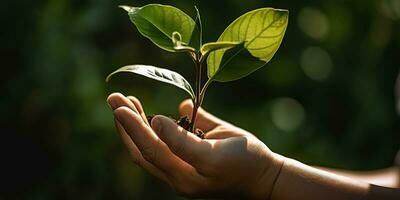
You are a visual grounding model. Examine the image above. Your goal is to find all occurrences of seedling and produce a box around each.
[107,4,288,136]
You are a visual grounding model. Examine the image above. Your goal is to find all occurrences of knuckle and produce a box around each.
[141,145,157,164]
[127,96,143,113]
[171,136,185,155]
[131,156,142,166]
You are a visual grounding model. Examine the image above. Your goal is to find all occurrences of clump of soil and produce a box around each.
[194,128,205,139]
[176,116,191,130]
[147,115,205,139]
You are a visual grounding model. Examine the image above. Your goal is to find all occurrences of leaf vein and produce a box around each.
[245,13,285,48]
[247,41,279,51]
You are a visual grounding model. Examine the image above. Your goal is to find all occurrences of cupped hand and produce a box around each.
[107,93,284,199]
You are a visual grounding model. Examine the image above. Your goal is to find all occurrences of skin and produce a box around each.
[316,166,400,188]
[107,93,400,200]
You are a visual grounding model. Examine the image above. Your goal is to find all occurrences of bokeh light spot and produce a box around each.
[298,7,330,40]
[271,98,305,132]
[300,46,333,81]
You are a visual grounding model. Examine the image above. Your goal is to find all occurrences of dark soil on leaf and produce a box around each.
[147,115,205,139]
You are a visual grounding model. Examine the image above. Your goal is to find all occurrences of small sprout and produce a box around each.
[172,31,183,46]
[107,4,289,134]
[172,32,196,53]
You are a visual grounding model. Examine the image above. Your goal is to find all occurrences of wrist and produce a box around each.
[250,152,285,200]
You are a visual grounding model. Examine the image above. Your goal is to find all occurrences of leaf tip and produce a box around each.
[276,8,289,16]
[119,5,132,13]
[105,74,113,83]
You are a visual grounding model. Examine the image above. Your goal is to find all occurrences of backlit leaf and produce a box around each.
[207,8,288,81]
[211,43,265,81]
[106,65,195,99]
[121,4,196,52]
[200,41,240,57]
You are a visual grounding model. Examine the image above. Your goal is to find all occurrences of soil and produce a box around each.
[147,115,205,139]
[176,116,191,130]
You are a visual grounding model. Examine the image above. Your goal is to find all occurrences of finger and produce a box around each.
[108,93,166,180]
[107,93,139,113]
[152,115,215,173]
[107,93,151,127]
[113,106,200,180]
[114,107,212,192]
[203,126,246,139]
[179,99,225,132]
[127,96,149,125]
[114,118,169,183]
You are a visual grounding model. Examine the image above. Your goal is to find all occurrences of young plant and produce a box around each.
[106,4,289,135]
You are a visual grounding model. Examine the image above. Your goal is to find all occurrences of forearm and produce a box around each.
[271,157,400,200]
[315,166,400,188]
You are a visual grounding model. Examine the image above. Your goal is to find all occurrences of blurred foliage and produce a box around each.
[1,0,399,199]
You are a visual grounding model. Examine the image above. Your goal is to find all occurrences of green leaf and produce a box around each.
[106,65,195,99]
[207,8,289,81]
[121,4,196,52]
[189,6,203,50]
[211,43,265,81]
[200,41,240,57]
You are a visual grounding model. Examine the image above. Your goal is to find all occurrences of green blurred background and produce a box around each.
[1,0,399,199]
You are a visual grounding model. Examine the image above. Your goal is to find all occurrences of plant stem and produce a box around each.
[199,79,212,105]
[190,53,203,132]
[190,102,199,132]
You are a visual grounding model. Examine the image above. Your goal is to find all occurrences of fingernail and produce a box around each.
[107,100,116,110]
[107,102,113,110]
[151,117,161,133]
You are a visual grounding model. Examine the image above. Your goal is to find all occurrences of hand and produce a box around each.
[107,93,284,199]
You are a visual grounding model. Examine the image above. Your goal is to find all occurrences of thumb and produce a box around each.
[151,115,212,168]
[151,115,198,144]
